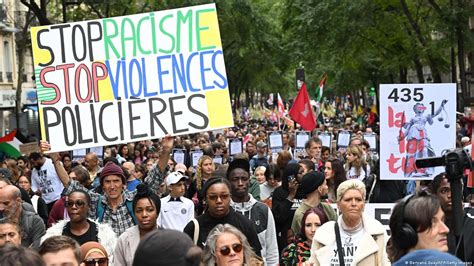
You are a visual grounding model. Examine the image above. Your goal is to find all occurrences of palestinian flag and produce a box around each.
[315,74,328,102]
[0,130,23,159]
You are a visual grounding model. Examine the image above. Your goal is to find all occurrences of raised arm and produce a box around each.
[157,135,174,172]
[39,140,70,187]
[145,136,174,192]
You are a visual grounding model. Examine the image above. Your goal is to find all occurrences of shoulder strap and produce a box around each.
[366,177,378,203]
[96,194,105,223]
[335,222,345,266]
[192,218,199,245]
[125,199,138,225]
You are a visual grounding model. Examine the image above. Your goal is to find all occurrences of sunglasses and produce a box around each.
[65,200,86,208]
[207,193,230,201]
[83,258,108,266]
[219,243,243,256]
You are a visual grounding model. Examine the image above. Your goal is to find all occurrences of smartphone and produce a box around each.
[287,175,295,183]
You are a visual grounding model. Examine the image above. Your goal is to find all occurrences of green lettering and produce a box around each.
[150,13,157,54]
[137,15,152,55]
[121,18,137,58]
[159,14,175,54]
[196,8,216,51]
[176,10,193,53]
[103,19,120,59]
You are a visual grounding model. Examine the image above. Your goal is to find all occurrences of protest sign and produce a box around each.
[229,138,243,156]
[31,4,233,152]
[268,131,283,153]
[19,142,39,154]
[336,131,351,149]
[318,132,332,150]
[379,84,456,180]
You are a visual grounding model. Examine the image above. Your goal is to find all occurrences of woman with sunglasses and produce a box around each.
[201,224,263,266]
[41,189,117,263]
[81,241,109,266]
[114,183,161,266]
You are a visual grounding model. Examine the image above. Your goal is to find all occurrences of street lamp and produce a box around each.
[295,64,305,91]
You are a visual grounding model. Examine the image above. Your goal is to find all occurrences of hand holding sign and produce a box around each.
[160,135,174,153]
[39,140,60,162]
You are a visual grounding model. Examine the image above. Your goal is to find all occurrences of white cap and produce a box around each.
[166,171,186,186]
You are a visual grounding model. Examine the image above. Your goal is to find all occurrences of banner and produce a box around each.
[379,84,456,180]
[31,4,233,152]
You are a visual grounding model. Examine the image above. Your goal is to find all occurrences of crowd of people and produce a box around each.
[0,108,473,265]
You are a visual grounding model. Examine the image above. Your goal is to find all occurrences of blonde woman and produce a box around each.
[185,155,215,215]
[201,224,263,266]
[345,145,369,181]
[308,179,389,265]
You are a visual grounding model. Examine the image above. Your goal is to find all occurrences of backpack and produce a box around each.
[96,194,137,224]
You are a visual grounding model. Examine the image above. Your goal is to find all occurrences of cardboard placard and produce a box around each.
[31,4,234,152]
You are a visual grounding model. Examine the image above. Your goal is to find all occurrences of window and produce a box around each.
[3,41,12,82]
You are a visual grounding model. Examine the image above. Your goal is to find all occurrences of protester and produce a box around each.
[133,229,202,266]
[249,141,270,172]
[308,179,389,265]
[291,171,336,236]
[259,164,281,201]
[84,152,101,188]
[0,174,35,210]
[304,137,323,169]
[28,152,64,213]
[0,244,45,266]
[298,159,315,175]
[39,235,81,266]
[15,174,48,224]
[388,191,463,265]
[0,185,45,248]
[80,241,109,266]
[41,189,116,262]
[122,161,142,191]
[324,158,346,202]
[158,171,194,231]
[114,183,161,266]
[345,145,368,180]
[271,163,303,252]
[0,218,22,247]
[254,166,266,184]
[201,224,263,266]
[227,159,278,265]
[186,155,215,215]
[281,207,329,265]
[183,177,262,255]
[61,154,73,173]
[47,165,91,227]
[43,136,172,236]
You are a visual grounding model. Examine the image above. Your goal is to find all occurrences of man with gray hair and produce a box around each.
[0,185,45,248]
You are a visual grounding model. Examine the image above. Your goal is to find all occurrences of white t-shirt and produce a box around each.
[346,166,368,181]
[330,222,365,266]
[31,158,64,204]
[158,195,194,231]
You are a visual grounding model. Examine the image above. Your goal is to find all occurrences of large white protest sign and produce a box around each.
[31,4,233,152]
[379,84,456,180]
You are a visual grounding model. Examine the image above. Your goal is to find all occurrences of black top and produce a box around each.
[183,209,262,256]
[63,220,98,245]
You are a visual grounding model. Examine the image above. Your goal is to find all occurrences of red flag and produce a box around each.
[289,83,317,131]
[277,93,285,118]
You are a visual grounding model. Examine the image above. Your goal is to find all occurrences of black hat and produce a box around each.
[133,229,195,266]
[300,171,325,196]
[227,158,250,176]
